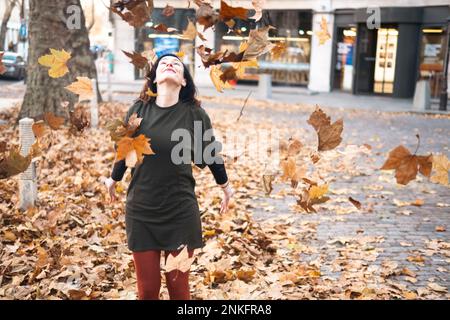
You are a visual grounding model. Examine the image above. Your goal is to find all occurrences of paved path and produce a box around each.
[203,99,450,295]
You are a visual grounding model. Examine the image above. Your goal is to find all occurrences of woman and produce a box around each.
[104,53,234,300]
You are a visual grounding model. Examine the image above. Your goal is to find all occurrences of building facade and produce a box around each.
[109,0,450,99]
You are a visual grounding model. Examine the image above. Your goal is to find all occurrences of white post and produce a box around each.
[19,117,37,211]
[308,8,335,93]
[258,74,272,99]
[91,78,99,129]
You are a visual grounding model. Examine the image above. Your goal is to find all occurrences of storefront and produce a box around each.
[332,6,450,99]
[134,8,196,79]
[332,10,357,92]
[215,9,312,86]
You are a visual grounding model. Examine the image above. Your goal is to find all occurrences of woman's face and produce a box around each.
[154,56,186,87]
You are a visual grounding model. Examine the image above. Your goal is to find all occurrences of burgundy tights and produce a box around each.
[132,248,194,300]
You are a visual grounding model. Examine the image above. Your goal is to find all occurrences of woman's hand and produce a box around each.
[104,177,118,203]
[219,182,235,214]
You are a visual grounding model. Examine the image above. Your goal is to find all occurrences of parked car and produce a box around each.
[0,52,26,80]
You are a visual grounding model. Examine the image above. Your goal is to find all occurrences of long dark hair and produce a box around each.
[137,53,201,107]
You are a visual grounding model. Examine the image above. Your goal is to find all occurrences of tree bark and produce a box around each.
[19,0,102,124]
[0,0,17,51]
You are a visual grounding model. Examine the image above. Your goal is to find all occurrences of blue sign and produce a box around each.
[154,38,179,57]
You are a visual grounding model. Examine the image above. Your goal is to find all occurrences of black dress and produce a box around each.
[111,99,228,252]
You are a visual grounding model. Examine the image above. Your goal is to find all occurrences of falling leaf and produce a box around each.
[210,65,234,93]
[175,51,185,59]
[122,50,148,69]
[180,19,197,40]
[164,245,195,273]
[152,23,178,33]
[307,106,343,151]
[38,48,71,78]
[195,2,218,31]
[250,0,265,21]
[219,0,248,22]
[32,121,48,139]
[281,157,305,188]
[110,0,154,28]
[309,184,329,200]
[430,154,450,186]
[0,142,41,179]
[271,41,287,60]
[233,59,259,78]
[69,106,90,134]
[348,197,362,209]
[296,183,330,213]
[162,4,175,17]
[242,26,276,61]
[64,77,94,102]
[287,138,302,156]
[44,112,65,130]
[262,174,274,195]
[315,16,331,45]
[435,226,446,232]
[116,134,155,167]
[145,88,158,97]
[219,66,238,82]
[380,136,432,185]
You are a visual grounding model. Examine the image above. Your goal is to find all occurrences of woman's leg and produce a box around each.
[132,250,162,300]
[163,248,195,300]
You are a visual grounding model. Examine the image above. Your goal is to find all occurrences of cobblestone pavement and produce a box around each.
[204,99,450,296]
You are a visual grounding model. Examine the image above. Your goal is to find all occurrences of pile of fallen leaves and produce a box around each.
[1,99,449,300]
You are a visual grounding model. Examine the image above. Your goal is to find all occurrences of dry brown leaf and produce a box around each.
[307,106,343,151]
[122,50,148,69]
[381,137,432,185]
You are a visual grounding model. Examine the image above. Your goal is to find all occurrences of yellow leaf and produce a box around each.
[65,76,94,102]
[232,59,259,78]
[38,48,71,78]
[116,134,155,168]
[210,65,233,93]
[145,88,158,97]
[430,154,450,186]
[315,16,331,45]
[309,184,329,200]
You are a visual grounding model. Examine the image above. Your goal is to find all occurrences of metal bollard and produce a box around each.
[19,117,37,211]
[91,78,99,129]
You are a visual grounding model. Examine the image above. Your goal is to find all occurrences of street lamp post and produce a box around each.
[439,15,450,111]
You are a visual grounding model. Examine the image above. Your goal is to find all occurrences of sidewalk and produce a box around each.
[97,79,449,115]
[0,79,448,115]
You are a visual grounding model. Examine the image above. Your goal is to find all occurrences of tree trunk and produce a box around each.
[0,0,17,51]
[19,0,102,124]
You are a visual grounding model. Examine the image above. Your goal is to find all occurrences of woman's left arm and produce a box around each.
[196,107,234,213]
[208,163,235,214]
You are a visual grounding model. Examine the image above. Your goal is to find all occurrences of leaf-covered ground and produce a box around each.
[0,99,449,299]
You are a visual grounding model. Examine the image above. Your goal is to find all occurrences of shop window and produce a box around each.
[419,27,446,98]
[334,27,356,91]
[217,10,312,85]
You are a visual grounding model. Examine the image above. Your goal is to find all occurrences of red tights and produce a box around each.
[132,248,194,300]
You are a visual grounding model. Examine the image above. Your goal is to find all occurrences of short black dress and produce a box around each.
[111,99,226,252]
